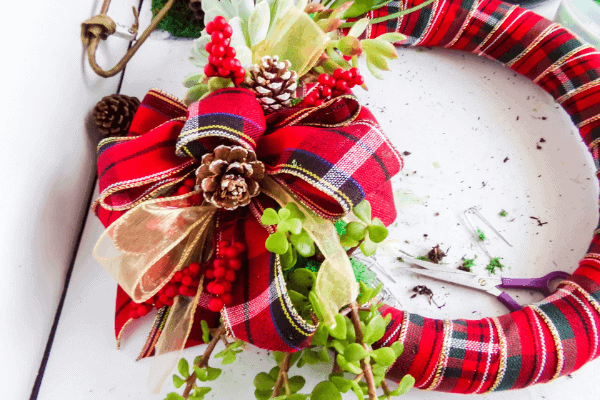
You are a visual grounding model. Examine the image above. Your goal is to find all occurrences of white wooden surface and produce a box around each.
[0,1,142,399]
[15,0,600,399]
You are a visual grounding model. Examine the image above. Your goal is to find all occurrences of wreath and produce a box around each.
[87,0,600,399]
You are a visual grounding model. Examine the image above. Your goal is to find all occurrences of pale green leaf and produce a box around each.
[285,202,305,221]
[329,375,353,393]
[265,231,289,254]
[327,313,347,340]
[339,234,359,247]
[248,0,271,47]
[290,268,316,287]
[290,232,315,257]
[368,224,388,243]
[371,347,396,367]
[360,235,377,257]
[254,372,276,391]
[183,72,206,88]
[279,245,297,270]
[363,314,386,344]
[391,342,404,357]
[194,366,208,381]
[391,374,415,395]
[347,17,369,38]
[222,351,237,364]
[178,358,189,378]
[278,207,291,221]
[344,343,367,362]
[261,208,280,225]
[353,201,371,224]
[166,393,185,400]
[311,381,342,400]
[363,38,398,59]
[345,222,367,241]
[206,367,222,381]
[172,374,185,389]
[376,32,407,43]
[201,320,210,343]
[366,58,384,80]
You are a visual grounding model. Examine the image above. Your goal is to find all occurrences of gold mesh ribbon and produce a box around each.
[261,177,359,325]
[93,193,216,303]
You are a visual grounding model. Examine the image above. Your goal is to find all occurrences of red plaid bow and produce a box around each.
[94,87,403,357]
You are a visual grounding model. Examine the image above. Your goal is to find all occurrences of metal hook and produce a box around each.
[463,207,512,258]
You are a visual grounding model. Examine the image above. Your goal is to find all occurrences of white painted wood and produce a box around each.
[0,0,141,398]
[36,0,600,399]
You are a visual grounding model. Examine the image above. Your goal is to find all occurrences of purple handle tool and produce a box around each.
[497,292,523,312]
[500,271,571,296]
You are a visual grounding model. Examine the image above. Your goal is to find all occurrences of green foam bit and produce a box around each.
[350,257,378,287]
[334,219,347,236]
[152,0,204,38]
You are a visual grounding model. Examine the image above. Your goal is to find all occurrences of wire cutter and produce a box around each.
[397,253,570,312]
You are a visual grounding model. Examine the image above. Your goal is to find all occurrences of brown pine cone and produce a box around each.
[188,0,204,20]
[93,94,140,136]
[196,145,265,210]
[244,55,298,114]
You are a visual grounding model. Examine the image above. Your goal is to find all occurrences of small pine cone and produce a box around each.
[196,145,265,210]
[188,0,204,20]
[244,55,298,114]
[93,94,140,136]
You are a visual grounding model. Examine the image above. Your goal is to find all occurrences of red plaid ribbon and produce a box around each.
[95,88,403,355]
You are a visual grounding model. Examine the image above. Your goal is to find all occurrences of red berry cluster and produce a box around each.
[129,262,202,319]
[205,240,245,312]
[203,16,246,85]
[303,68,365,107]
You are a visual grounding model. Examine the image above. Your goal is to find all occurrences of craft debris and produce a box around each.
[530,216,548,226]
[411,285,434,304]
[458,256,476,272]
[427,244,447,264]
[499,210,507,217]
[486,257,505,274]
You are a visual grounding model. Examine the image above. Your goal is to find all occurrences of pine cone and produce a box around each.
[93,94,140,136]
[188,0,204,20]
[245,55,298,114]
[196,145,265,210]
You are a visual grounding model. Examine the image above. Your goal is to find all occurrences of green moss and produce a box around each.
[152,0,204,38]
[334,219,347,236]
[416,255,429,261]
[461,258,475,272]
[350,257,378,287]
[486,257,505,274]
[477,229,486,241]
[499,210,507,217]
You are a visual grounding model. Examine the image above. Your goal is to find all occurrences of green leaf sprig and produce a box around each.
[340,200,389,256]
[262,203,316,270]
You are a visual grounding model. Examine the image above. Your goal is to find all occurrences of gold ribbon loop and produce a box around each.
[93,193,216,303]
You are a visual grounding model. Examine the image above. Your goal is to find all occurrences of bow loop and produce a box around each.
[177,88,267,159]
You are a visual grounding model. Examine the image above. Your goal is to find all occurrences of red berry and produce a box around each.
[225,269,236,282]
[233,67,245,78]
[204,63,217,77]
[223,57,235,70]
[223,38,231,47]
[206,21,215,34]
[208,297,224,312]
[349,68,360,77]
[335,80,348,91]
[177,186,191,195]
[318,74,330,86]
[342,70,353,81]
[221,293,233,305]
[211,31,225,44]
[213,16,227,30]
[165,298,174,306]
[214,266,227,279]
[325,77,336,88]
[213,258,227,269]
[129,310,139,319]
[137,304,151,317]
[172,271,184,282]
[189,262,201,276]
[187,289,198,298]
[304,97,316,106]
[183,267,194,276]
[207,281,216,293]
[347,80,356,89]
[353,75,365,85]
[315,99,324,107]
[165,284,179,298]
[212,45,226,57]
[205,268,215,279]
[333,68,344,79]
[218,240,230,249]
[179,285,190,296]
[233,76,244,85]
[321,86,332,98]
[222,25,233,38]
[225,47,236,58]
[221,281,232,293]
[306,92,319,102]
[218,68,231,77]
[159,294,169,303]
[192,279,200,288]
[155,300,165,309]
[182,275,193,286]
[209,55,223,67]
[232,242,246,252]
[190,194,203,204]
[212,282,226,295]
[223,247,238,259]
[228,259,242,271]
[184,178,196,188]
[205,42,214,53]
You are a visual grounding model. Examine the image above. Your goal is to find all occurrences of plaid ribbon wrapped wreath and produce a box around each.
[341,0,600,393]
[94,88,403,357]
[92,0,600,395]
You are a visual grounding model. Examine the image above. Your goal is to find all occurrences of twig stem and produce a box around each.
[350,303,377,400]
[272,353,293,397]
[182,324,226,398]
